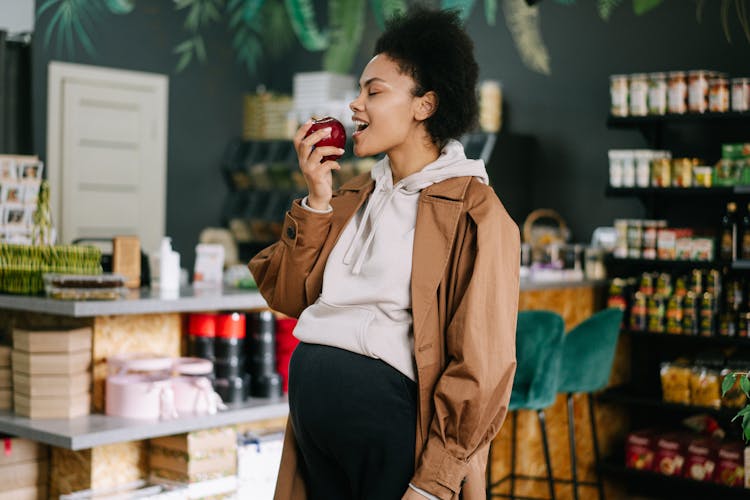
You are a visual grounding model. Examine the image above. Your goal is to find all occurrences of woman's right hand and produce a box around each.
[294,120,344,211]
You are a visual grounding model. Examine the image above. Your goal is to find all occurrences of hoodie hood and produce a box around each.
[342,139,489,274]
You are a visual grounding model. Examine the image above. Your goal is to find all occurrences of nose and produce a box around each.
[349,92,363,112]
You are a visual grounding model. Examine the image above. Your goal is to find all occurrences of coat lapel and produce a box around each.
[303,174,374,305]
[411,177,472,342]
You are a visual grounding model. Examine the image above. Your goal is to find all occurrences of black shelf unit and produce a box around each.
[601,111,750,495]
[598,456,749,500]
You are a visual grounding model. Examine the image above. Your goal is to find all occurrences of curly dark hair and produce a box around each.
[374,5,479,146]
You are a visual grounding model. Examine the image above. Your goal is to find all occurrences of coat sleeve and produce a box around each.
[411,200,520,499]
[248,198,332,318]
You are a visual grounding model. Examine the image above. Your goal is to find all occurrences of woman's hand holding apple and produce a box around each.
[294,117,347,211]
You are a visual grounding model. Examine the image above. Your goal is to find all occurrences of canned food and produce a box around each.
[648,72,667,115]
[610,75,629,117]
[693,166,713,187]
[630,73,649,116]
[651,158,672,187]
[688,70,710,113]
[682,291,699,336]
[668,71,688,114]
[666,295,684,334]
[731,77,750,112]
[709,77,730,113]
[671,158,693,187]
[627,220,643,258]
[630,291,648,332]
[648,295,666,333]
[699,292,715,337]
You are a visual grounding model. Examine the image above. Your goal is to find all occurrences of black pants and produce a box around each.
[288,342,418,500]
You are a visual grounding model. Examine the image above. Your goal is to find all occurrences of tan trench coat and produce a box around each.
[249,172,520,500]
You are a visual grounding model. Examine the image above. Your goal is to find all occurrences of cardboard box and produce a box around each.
[113,236,141,289]
[0,369,11,389]
[150,427,237,456]
[653,433,687,476]
[0,460,48,491]
[12,327,92,353]
[0,439,47,466]
[14,393,90,419]
[0,389,10,411]
[0,347,10,368]
[150,446,237,479]
[13,371,90,398]
[0,485,46,500]
[12,349,90,375]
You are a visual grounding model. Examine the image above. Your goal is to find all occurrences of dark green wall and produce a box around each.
[31,1,750,268]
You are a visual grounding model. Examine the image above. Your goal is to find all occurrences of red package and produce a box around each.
[684,437,716,482]
[654,433,688,476]
[715,441,745,487]
[625,429,657,470]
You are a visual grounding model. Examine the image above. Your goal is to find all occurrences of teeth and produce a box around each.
[353,120,369,131]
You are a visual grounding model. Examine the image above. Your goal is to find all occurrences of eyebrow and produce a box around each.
[358,77,386,88]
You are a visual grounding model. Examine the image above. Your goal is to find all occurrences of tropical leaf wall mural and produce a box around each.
[36,0,750,78]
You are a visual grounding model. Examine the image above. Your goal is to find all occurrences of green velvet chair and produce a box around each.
[557,307,623,500]
[487,310,565,500]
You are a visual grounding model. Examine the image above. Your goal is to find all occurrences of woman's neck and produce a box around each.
[388,138,441,184]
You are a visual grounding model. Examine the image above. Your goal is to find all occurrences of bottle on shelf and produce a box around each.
[719,202,738,262]
[741,202,750,260]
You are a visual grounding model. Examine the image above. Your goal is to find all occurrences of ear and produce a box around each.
[414,91,438,121]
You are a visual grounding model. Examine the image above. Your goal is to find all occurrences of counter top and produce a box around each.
[0,286,268,317]
[0,279,608,318]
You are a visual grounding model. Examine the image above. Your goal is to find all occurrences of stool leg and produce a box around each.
[537,409,556,500]
[510,411,517,499]
[588,394,606,500]
[566,394,579,500]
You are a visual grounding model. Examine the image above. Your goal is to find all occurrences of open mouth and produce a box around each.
[353,119,369,135]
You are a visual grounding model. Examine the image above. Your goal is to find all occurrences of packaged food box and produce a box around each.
[13,393,90,419]
[0,438,47,466]
[716,441,744,487]
[13,372,91,398]
[625,429,657,470]
[0,459,48,491]
[0,485,46,500]
[684,437,716,482]
[0,347,10,368]
[691,238,714,261]
[12,327,92,354]
[150,427,237,456]
[654,433,687,476]
[11,349,90,375]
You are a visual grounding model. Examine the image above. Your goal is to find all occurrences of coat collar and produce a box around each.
[339,172,472,201]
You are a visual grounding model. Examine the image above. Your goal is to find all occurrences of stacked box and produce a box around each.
[237,431,284,500]
[0,437,48,499]
[150,427,238,498]
[0,346,11,410]
[12,327,92,418]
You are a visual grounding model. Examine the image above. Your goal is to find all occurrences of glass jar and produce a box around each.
[731,77,750,112]
[668,71,688,114]
[693,165,713,187]
[688,70,710,113]
[708,77,730,113]
[635,150,652,187]
[671,158,694,187]
[610,74,629,117]
[608,150,623,187]
[622,150,635,187]
[629,73,649,116]
[648,72,667,115]
[651,157,672,187]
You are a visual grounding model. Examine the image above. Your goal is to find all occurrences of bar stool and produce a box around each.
[557,308,623,500]
[487,310,565,500]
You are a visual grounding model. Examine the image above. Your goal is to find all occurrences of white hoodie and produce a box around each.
[293,140,489,381]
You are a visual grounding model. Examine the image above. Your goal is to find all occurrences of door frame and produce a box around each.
[47,61,168,245]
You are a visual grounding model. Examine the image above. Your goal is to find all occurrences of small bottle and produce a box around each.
[159,237,180,291]
[741,203,750,260]
[719,202,738,262]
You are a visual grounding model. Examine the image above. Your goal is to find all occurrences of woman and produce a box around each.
[249,6,519,500]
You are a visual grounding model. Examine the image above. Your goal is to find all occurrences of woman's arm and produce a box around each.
[411,196,520,499]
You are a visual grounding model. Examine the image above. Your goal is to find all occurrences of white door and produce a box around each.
[47,62,168,253]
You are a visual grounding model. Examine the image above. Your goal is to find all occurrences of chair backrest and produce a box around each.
[510,310,565,411]
[557,307,624,394]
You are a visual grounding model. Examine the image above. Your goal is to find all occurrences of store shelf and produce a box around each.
[605,186,743,197]
[621,329,750,348]
[0,397,288,450]
[598,457,749,499]
[606,256,721,271]
[598,386,738,420]
[607,112,750,128]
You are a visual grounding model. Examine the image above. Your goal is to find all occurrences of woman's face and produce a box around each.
[349,54,426,158]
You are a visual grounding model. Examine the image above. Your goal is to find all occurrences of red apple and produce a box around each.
[304,116,346,162]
